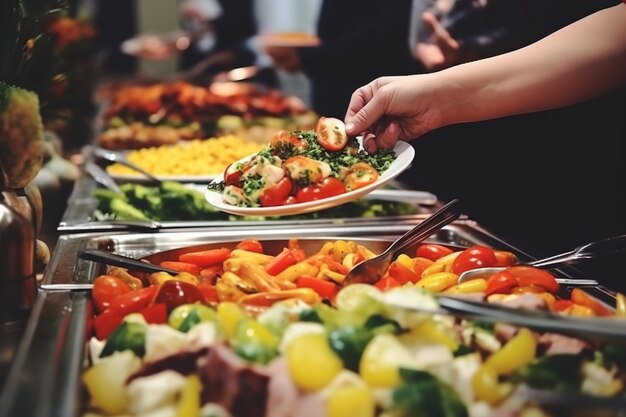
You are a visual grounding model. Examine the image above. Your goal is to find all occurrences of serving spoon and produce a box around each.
[456,234,626,284]
[343,199,461,285]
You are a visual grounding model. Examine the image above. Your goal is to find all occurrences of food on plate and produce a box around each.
[93,182,421,222]
[208,118,397,207]
[83,268,626,417]
[98,81,317,149]
[104,135,265,179]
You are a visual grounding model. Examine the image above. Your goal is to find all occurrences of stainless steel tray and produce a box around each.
[0,222,618,416]
[58,173,440,233]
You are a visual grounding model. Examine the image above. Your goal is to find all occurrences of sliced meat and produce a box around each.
[127,348,208,384]
[538,333,589,355]
[265,358,326,417]
[198,343,269,417]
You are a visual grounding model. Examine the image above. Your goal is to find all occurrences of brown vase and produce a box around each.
[0,164,36,323]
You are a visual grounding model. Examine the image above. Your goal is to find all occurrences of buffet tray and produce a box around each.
[0,222,617,416]
[58,172,440,233]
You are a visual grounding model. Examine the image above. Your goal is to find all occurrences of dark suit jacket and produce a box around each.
[299,0,423,118]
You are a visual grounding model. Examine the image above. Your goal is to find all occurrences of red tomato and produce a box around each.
[452,245,498,275]
[92,275,132,313]
[265,248,297,275]
[415,244,454,262]
[271,130,307,149]
[388,261,420,284]
[296,276,339,300]
[108,285,158,316]
[570,288,613,316]
[507,266,560,294]
[296,177,346,203]
[223,162,245,186]
[375,276,401,291]
[138,303,168,324]
[316,116,348,151]
[511,285,546,294]
[93,308,124,340]
[154,280,204,312]
[236,239,264,254]
[159,261,202,276]
[343,162,379,191]
[259,177,293,207]
[485,270,518,296]
[179,248,231,267]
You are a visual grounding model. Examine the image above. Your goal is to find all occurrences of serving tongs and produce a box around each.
[39,249,180,291]
[92,147,161,183]
[457,234,626,285]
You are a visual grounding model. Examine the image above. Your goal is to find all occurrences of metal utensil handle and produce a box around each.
[78,249,179,275]
[530,234,626,268]
[387,199,461,255]
[85,162,122,194]
[94,148,161,183]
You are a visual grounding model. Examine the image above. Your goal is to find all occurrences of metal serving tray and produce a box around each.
[58,173,440,233]
[0,222,618,416]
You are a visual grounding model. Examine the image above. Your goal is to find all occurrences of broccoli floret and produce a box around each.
[93,188,124,212]
[109,198,149,220]
[121,183,162,218]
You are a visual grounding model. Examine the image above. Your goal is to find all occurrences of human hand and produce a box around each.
[264,46,302,73]
[344,75,445,154]
[415,11,461,71]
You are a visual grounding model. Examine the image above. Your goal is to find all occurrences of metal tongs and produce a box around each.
[92,147,161,183]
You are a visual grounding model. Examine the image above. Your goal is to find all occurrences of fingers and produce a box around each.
[422,12,459,54]
[345,81,389,136]
[362,122,401,154]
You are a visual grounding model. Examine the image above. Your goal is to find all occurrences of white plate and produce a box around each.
[205,140,415,216]
[259,33,321,48]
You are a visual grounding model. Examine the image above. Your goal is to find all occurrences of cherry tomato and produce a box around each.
[178,248,231,267]
[223,162,245,186]
[296,276,339,300]
[296,177,346,203]
[108,285,159,316]
[550,299,574,313]
[236,239,264,254]
[316,116,348,151]
[259,177,293,207]
[452,245,498,275]
[415,244,454,262]
[92,275,132,313]
[507,266,560,294]
[153,280,204,312]
[271,129,307,149]
[485,271,518,296]
[343,162,379,191]
[138,303,168,324]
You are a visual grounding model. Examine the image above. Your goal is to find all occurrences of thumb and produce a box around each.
[345,93,386,136]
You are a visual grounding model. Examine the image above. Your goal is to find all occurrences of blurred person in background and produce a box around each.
[345,3,626,290]
[263,0,423,118]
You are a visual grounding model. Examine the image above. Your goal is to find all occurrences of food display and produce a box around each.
[104,135,265,180]
[82,238,626,417]
[208,118,398,208]
[98,81,317,149]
